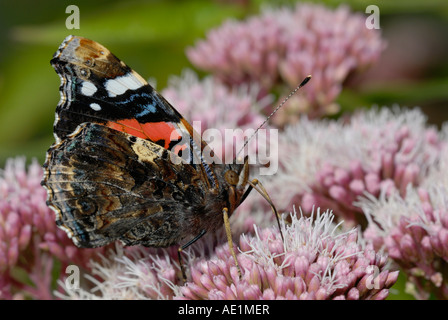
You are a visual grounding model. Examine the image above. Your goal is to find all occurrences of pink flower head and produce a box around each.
[0,157,106,299]
[57,245,183,300]
[62,209,397,300]
[182,208,398,300]
[262,107,445,226]
[360,146,448,299]
[187,3,385,119]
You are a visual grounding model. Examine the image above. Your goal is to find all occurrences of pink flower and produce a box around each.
[0,157,106,299]
[57,245,184,300]
[181,208,398,300]
[187,3,385,120]
[261,107,445,226]
[67,209,398,300]
[360,146,448,299]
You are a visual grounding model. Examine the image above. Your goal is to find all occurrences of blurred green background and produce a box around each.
[0,0,447,299]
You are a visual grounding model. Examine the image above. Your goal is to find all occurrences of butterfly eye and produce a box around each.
[224,170,239,186]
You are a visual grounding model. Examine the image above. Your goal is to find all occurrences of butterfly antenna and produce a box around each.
[236,75,312,157]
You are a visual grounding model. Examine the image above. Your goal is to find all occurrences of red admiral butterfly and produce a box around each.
[42,35,310,280]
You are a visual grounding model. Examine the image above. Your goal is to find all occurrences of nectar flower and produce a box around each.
[181,208,398,300]
[262,107,445,226]
[187,3,385,119]
[0,157,106,299]
[57,245,183,300]
[360,147,448,299]
[67,209,397,300]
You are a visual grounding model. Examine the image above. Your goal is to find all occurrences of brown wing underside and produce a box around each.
[42,123,207,248]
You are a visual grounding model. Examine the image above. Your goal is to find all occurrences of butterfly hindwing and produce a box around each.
[43,122,208,248]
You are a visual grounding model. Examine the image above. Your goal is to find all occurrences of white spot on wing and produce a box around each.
[53,35,75,59]
[90,103,101,111]
[81,81,97,96]
[105,72,144,97]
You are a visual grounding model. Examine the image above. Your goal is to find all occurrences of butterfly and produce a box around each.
[42,35,310,280]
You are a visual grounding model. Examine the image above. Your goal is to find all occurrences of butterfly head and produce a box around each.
[225,157,249,185]
[221,156,250,210]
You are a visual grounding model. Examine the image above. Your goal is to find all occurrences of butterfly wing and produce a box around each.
[43,122,208,248]
[52,36,180,144]
[51,35,218,188]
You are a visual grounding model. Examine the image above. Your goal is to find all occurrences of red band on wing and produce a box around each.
[106,119,182,149]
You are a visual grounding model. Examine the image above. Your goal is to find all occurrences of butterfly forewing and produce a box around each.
[51,36,207,167]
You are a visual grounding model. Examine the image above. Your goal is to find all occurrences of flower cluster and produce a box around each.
[0,158,106,299]
[359,146,448,299]
[182,209,398,300]
[260,107,445,227]
[62,209,398,300]
[57,245,184,300]
[187,3,385,119]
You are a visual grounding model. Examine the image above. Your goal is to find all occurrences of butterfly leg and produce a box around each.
[239,181,254,205]
[247,179,284,243]
[222,207,242,279]
[178,229,207,283]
